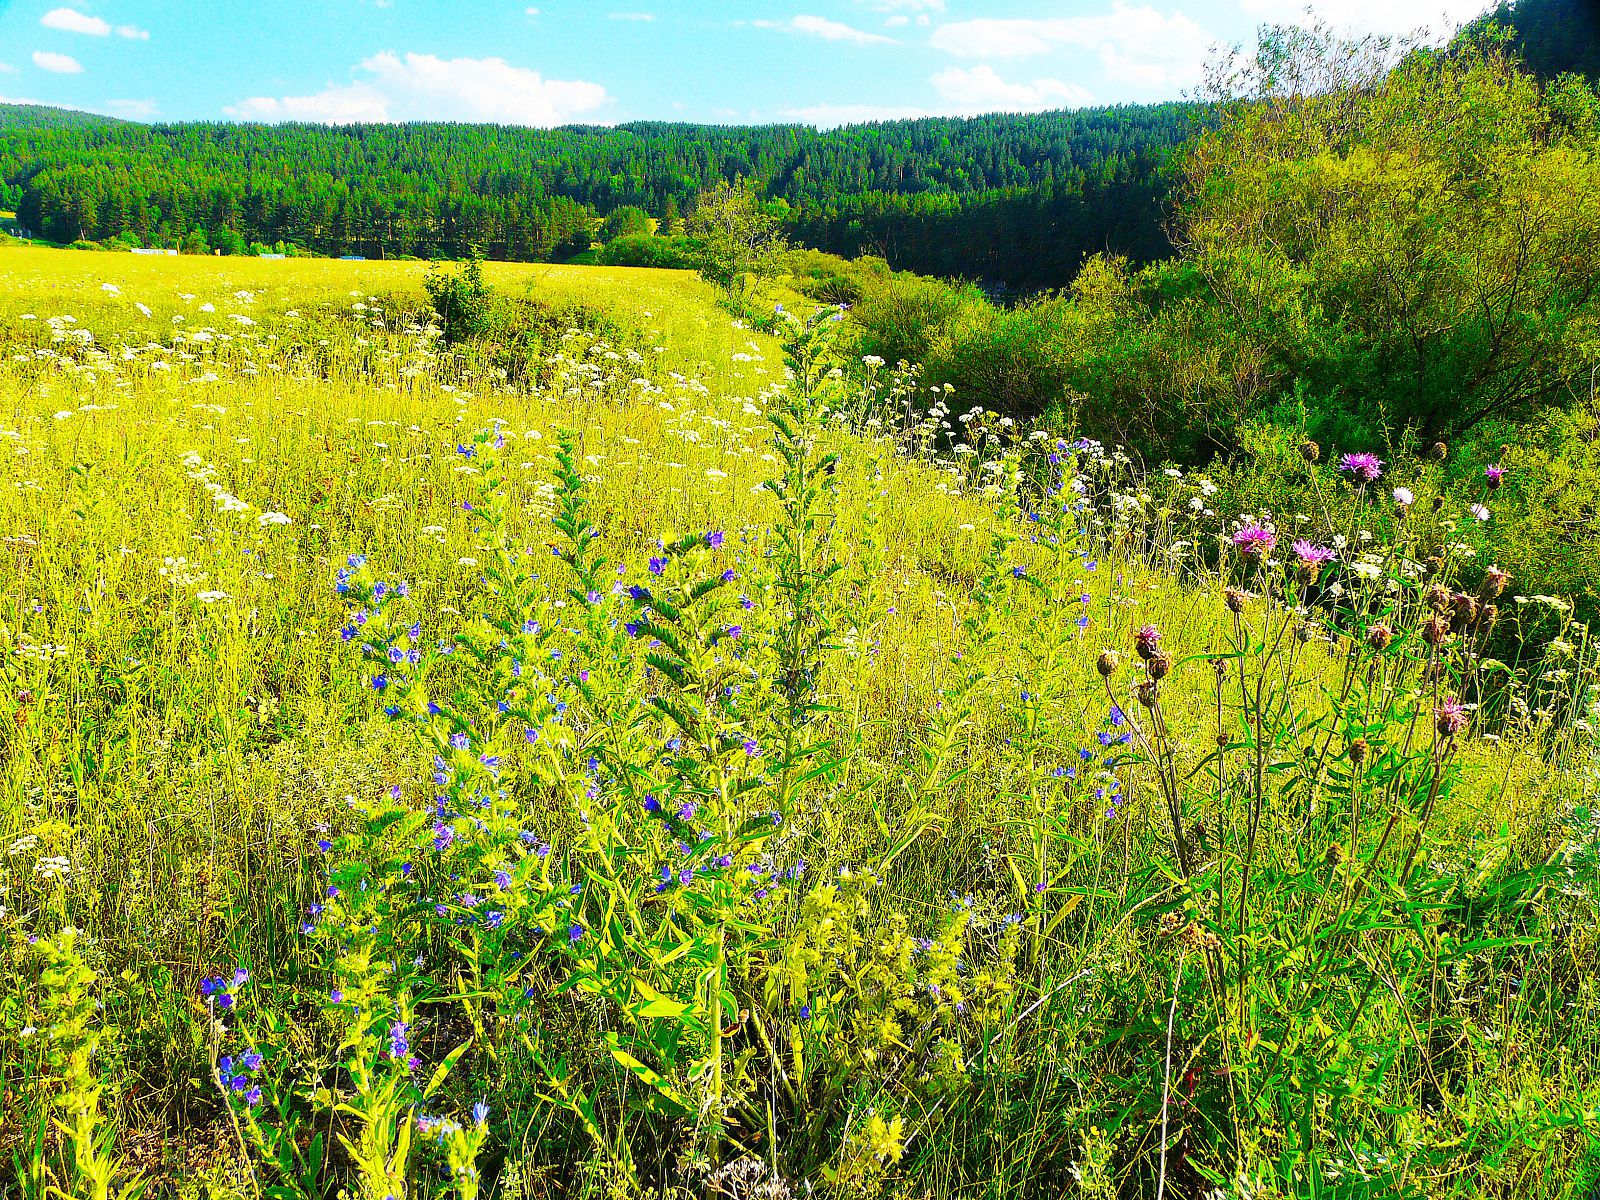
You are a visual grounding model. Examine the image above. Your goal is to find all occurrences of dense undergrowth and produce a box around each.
[0,247,1597,1199]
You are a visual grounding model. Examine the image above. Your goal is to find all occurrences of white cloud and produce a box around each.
[32,50,85,74]
[525,6,541,13]
[1235,0,1482,36]
[104,97,158,118]
[884,15,908,27]
[856,0,944,10]
[116,24,150,40]
[226,52,609,126]
[608,11,654,19]
[930,6,1214,92]
[756,15,897,45]
[0,62,17,75]
[782,102,928,127]
[932,65,1092,112]
[41,8,110,35]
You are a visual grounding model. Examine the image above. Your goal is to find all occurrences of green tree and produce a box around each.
[599,204,652,242]
[685,180,789,296]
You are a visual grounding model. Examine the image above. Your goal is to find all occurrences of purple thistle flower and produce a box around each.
[1232,525,1277,558]
[1338,452,1384,483]
[1292,539,1336,574]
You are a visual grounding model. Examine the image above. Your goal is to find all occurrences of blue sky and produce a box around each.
[0,0,1491,127]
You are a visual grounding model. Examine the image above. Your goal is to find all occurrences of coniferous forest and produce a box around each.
[0,105,1193,287]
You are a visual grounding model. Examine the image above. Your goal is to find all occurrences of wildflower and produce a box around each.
[648,556,667,576]
[1146,650,1172,681]
[706,531,725,548]
[1484,464,1505,490]
[1134,625,1161,660]
[1232,525,1277,559]
[1096,649,1120,677]
[473,1101,490,1125]
[1291,539,1335,575]
[1469,503,1491,522]
[1338,453,1384,483]
[1365,623,1394,651]
[1479,565,1510,601]
[1299,440,1320,463]
[1393,486,1414,508]
[568,924,583,944]
[1224,587,1247,614]
[1434,697,1468,739]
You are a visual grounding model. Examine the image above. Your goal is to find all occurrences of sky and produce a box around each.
[0,0,1493,128]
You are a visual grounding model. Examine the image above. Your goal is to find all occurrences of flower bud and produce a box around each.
[1096,649,1120,678]
[1421,615,1450,646]
[1348,737,1368,765]
[1224,587,1247,614]
[1448,592,1478,633]
[1147,650,1172,681]
[1325,842,1345,867]
[1365,623,1393,651]
[1136,679,1159,709]
[1299,439,1321,463]
[1430,441,1449,462]
[1425,584,1451,613]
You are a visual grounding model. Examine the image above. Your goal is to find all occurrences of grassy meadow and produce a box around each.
[1,242,1597,1199]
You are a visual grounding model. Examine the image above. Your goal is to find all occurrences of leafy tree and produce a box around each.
[686,180,788,295]
[599,205,652,242]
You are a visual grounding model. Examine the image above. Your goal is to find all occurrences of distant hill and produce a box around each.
[1465,0,1600,81]
[0,102,1199,287]
[0,103,125,131]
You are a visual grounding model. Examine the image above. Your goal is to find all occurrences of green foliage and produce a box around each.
[686,180,790,296]
[424,253,495,344]
[599,206,653,243]
[596,234,697,270]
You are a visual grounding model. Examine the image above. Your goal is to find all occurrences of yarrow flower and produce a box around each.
[1338,452,1384,483]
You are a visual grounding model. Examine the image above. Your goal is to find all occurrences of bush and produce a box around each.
[423,253,495,343]
[596,234,697,269]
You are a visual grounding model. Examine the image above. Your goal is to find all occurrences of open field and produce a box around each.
[1,244,1597,1199]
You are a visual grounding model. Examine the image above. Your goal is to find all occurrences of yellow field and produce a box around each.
[1,243,1596,1199]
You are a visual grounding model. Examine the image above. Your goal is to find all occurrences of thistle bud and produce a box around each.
[1365,623,1393,651]
[1299,439,1321,463]
[1096,649,1120,678]
[1422,615,1450,646]
[1430,441,1449,462]
[1325,842,1345,867]
[1448,592,1478,633]
[1136,679,1159,709]
[1481,603,1497,629]
[1147,650,1172,681]
[1425,584,1451,613]
[1432,495,1445,513]
[1348,737,1368,765]
[1224,587,1247,614]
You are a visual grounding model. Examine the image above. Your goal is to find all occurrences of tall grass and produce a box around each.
[0,244,1596,1199]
